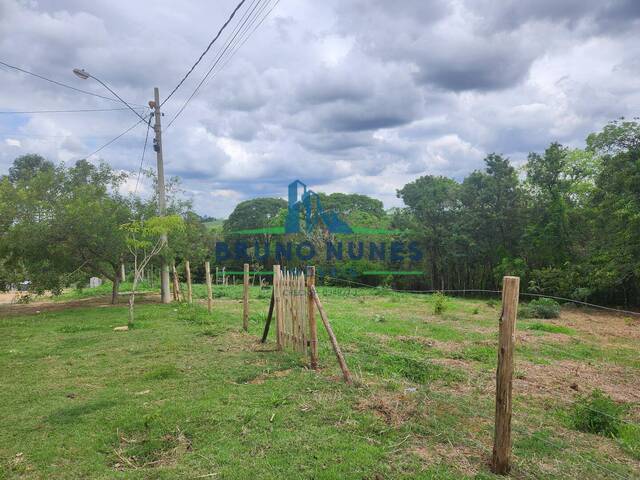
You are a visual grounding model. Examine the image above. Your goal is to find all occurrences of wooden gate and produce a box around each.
[273,266,309,356]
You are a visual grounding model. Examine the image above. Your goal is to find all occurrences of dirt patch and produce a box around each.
[0,293,160,317]
[516,330,573,345]
[411,441,484,477]
[560,309,640,342]
[356,391,422,426]
[113,427,192,471]
[515,359,640,406]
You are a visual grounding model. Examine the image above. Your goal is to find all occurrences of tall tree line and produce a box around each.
[1,120,638,306]
[397,120,640,305]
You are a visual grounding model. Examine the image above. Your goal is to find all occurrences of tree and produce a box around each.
[397,175,459,289]
[8,154,54,184]
[524,143,572,266]
[122,215,185,327]
[1,156,130,301]
[223,197,287,234]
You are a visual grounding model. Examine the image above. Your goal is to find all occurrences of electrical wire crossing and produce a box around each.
[161,0,247,107]
[0,60,146,107]
[165,0,280,129]
[0,107,145,114]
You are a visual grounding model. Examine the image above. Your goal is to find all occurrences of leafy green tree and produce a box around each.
[1,156,130,301]
[8,154,54,184]
[397,175,459,289]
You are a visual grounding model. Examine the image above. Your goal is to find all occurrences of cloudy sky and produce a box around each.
[1,0,639,217]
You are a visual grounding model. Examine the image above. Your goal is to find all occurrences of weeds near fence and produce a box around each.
[519,297,561,319]
[431,291,448,315]
[568,389,626,437]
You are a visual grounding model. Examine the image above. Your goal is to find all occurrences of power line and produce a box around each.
[165,0,277,129]
[161,0,247,107]
[0,60,146,107]
[0,107,144,114]
[134,115,153,194]
[164,0,268,129]
[83,117,147,159]
[218,0,281,72]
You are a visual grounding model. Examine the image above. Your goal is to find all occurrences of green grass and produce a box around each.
[0,287,638,479]
[525,322,576,335]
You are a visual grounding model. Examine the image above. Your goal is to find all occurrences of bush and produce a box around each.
[519,297,560,319]
[431,292,448,315]
[569,389,625,437]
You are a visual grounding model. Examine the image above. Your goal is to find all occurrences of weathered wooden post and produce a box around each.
[273,265,282,349]
[185,260,192,304]
[243,263,249,331]
[171,261,181,301]
[205,261,213,314]
[491,276,520,475]
[307,266,318,369]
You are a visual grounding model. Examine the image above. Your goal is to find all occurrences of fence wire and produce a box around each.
[321,275,640,317]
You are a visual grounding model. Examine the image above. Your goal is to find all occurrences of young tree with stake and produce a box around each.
[121,215,184,327]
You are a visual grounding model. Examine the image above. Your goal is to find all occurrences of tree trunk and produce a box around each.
[128,273,139,328]
[111,276,120,304]
[128,291,135,328]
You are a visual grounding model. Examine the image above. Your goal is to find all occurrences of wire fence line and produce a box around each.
[320,275,640,317]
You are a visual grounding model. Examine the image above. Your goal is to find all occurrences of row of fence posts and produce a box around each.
[167,262,519,475]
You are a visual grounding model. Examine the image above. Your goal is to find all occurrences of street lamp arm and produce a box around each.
[72,68,147,122]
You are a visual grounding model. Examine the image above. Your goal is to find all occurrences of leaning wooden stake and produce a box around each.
[491,276,520,475]
[243,263,249,332]
[171,261,181,301]
[307,266,319,369]
[261,290,275,343]
[204,261,213,314]
[310,285,353,385]
[185,260,193,304]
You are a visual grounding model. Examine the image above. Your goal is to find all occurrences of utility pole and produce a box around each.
[151,87,171,303]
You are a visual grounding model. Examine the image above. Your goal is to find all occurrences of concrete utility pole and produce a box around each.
[151,87,171,303]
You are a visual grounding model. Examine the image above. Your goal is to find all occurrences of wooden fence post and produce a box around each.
[185,260,192,304]
[205,261,213,314]
[171,261,181,301]
[273,265,282,349]
[243,263,249,332]
[307,266,318,369]
[491,275,520,475]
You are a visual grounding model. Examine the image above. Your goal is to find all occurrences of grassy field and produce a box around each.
[1,285,639,479]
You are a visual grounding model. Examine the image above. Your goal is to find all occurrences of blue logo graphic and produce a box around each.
[285,180,353,234]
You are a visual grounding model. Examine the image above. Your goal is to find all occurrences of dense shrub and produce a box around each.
[431,291,448,315]
[569,389,625,436]
[519,297,560,319]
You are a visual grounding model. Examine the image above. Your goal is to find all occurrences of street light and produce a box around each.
[72,68,90,80]
[73,68,171,303]
[72,67,147,122]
